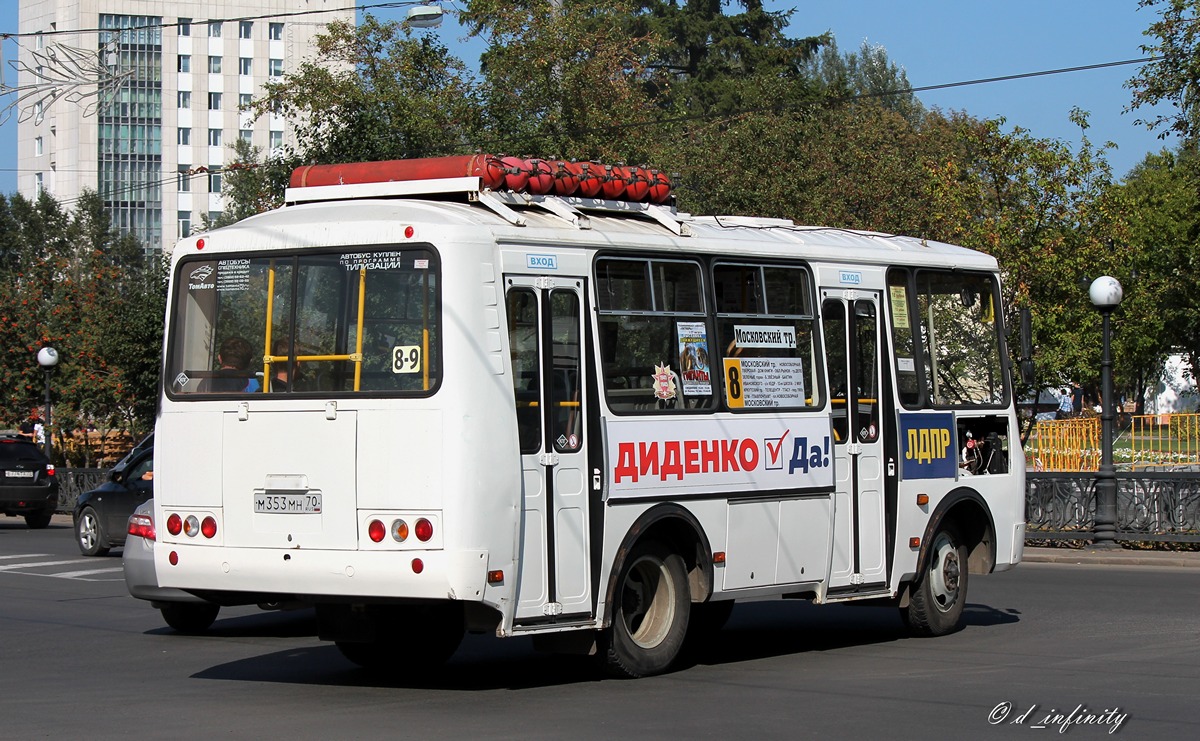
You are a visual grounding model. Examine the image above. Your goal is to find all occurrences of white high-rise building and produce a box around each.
[16,1,355,252]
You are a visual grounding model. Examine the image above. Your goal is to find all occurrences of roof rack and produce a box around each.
[283,176,694,236]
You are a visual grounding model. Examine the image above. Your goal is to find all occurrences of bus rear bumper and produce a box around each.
[155,545,489,604]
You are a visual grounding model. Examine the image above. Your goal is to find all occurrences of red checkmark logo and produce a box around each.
[765,429,789,466]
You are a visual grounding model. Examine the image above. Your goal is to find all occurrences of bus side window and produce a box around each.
[506,289,542,454]
[822,299,849,443]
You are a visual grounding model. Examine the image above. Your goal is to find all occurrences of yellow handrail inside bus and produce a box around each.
[261,264,276,390]
[353,267,366,391]
[256,265,369,391]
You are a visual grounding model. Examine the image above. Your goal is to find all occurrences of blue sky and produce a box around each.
[0,0,1175,195]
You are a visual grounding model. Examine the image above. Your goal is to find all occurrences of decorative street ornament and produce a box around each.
[0,37,134,125]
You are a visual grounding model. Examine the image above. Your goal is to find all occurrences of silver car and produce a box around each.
[123,500,221,633]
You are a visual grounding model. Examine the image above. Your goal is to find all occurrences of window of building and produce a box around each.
[36,33,45,49]
[239,57,252,75]
[178,211,191,238]
[178,127,191,145]
[239,21,253,39]
[178,55,190,73]
[34,137,43,156]
[209,170,223,193]
[208,92,222,110]
[596,257,713,413]
[268,58,284,77]
[178,90,191,108]
[269,23,284,41]
[269,130,283,152]
[208,22,222,38]
[179,18,191,36]
[35,173,44,195]
[239,93,253,108]
[208,55,222,74]
[208,128,223,146]
[239,129,253,143]
[178,166,191,192]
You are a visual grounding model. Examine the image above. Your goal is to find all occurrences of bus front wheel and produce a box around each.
[902,524,968,637]
[602,540,690,678]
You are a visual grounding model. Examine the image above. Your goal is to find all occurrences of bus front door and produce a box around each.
[822,290,888,593]
[505,276,593,624]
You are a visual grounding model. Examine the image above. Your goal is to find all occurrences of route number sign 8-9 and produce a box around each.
[392,345,422,374]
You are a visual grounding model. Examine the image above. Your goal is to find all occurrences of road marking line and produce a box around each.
[0,559,94,571]
[0,554,52,560]
[52,567,124,578]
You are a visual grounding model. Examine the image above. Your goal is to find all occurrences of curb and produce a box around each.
[1022,547,1200,568]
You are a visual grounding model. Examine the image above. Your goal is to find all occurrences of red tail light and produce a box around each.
[46,464,55,477]
[368,519,386,543]
[414,518,433,542]
[127,513,155,541]
[200,516,217,539]
[166,513,183,535]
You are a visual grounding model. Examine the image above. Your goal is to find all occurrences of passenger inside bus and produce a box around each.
[198,336,259,393]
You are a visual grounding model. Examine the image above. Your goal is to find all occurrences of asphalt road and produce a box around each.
[1,517,1197,740]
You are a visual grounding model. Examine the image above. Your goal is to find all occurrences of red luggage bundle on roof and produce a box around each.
[289,154,673,204]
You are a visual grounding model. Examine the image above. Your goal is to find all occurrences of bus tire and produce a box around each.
[902,524,968,637]
[602,540,690,678]
[160,602,220,634]
[335,604,464,672]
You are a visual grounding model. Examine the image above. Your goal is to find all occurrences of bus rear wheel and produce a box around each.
[333,603,464,672]
[902,524,968,637]
[602,541,690,678]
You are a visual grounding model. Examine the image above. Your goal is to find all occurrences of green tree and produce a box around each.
[461,0,662,159]
[629,0,827,116]
[249,16,483,165]
[201,139,293,231]
[0,191,164,463]
[1117,148,1200,397]
[1127,0,1200,143]
[804,38,926,125]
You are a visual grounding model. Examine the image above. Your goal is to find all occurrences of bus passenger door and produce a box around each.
[505,276,593,624]
[822,291,888,592]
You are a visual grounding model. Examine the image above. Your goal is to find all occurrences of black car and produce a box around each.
[0,435,59,528]
[74,435,153,556]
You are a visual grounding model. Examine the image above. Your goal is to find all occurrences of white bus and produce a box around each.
[155,156,1025,677]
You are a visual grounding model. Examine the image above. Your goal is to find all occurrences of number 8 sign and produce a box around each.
[392,345,422,373]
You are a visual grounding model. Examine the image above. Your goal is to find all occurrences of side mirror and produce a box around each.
[1018,307,1035,386]
[111,470,125,484]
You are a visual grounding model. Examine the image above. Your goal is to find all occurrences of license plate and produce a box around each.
[254,493,322,514]
[5,470,34,478]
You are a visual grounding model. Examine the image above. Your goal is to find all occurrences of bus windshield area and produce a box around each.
[166,247,440,396]
[889,269,1007,408]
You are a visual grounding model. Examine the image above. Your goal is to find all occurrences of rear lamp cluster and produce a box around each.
[127,513,155,541]
[165,512,218,540]
[367,516,434,544]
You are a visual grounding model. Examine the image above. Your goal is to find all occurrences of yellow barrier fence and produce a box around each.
[1031,417,1100,472]
[1130,413,1200,469]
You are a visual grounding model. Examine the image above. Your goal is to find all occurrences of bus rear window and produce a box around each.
[167,247,440,396]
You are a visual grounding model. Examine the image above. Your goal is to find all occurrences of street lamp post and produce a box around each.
[1089,276,1123,548]
[36,346,59,465]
